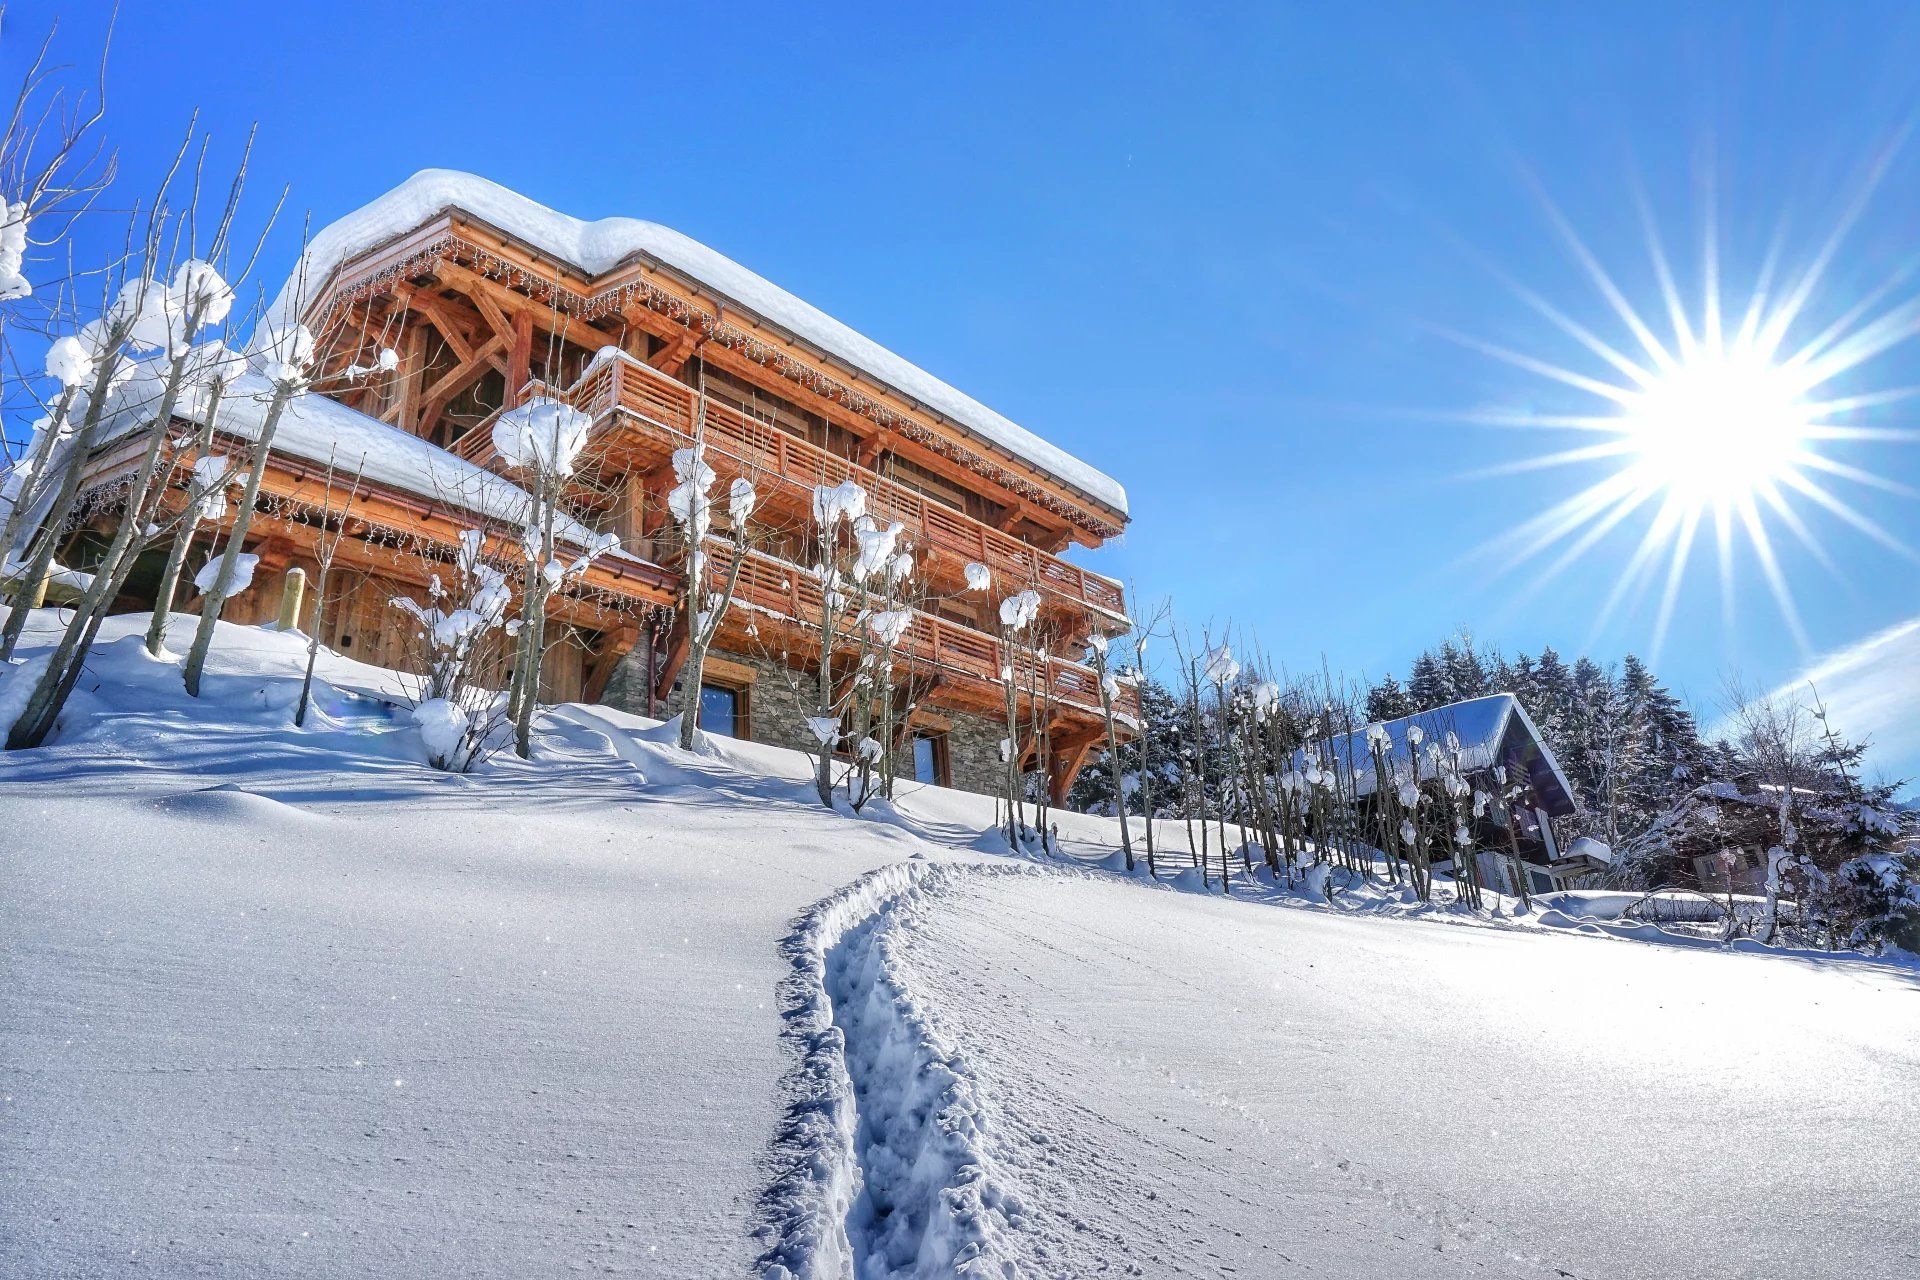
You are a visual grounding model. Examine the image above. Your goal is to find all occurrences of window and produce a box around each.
[911,732,950,787]
[699,683,745,738]
[1528,870,1555,896]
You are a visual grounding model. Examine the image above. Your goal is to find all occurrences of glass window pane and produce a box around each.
[913,735,938,783]
[699,684,738,738]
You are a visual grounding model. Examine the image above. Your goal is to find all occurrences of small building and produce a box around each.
[37,170,1136,798]
[1311,693,1600,895]
[1638,779,1895,897]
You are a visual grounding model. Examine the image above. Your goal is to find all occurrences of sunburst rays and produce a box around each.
[1455,155,1920,663]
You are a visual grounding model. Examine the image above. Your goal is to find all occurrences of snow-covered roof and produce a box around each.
[262,169,1128,517]
[1563,835,1614,865]
[1304,693,1578,814]
[93,364,578,538]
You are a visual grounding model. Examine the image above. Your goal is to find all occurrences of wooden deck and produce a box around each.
[453,352,1129,625]
[707,544,1137,723]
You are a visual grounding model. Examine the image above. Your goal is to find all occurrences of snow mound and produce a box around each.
[147,783,327,825]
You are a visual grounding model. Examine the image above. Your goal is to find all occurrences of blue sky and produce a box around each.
[16,1,1920,785]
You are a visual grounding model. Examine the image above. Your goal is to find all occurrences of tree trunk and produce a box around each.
[294,552,331,728]
[0,351,129,662]
[0,387,78,577]
[183,381,298,697]
[146,384,228,656]
[1095,656,1134,872]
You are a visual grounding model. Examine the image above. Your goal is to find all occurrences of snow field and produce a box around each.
[5,610,1919,1278]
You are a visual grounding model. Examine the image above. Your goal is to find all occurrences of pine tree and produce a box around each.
[1364,674,1414,724]
[1438,636,1493,702]
[1617,654,1704,826]
[1527,647,1574,743]
[1068,677,1184,816]
[1407,652,1450,711]
[1505,651,1537,709]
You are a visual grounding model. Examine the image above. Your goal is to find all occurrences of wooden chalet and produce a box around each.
[63,171,1135,799]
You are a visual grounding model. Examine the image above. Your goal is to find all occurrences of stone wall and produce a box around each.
[598,640,1007,796]
[941,704,1007,796]
[598,644,659,721]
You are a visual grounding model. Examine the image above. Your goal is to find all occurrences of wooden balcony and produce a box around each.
[697,543,1138,725]
[453,352,1129,626]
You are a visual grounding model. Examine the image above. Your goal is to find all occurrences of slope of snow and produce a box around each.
[3,611,1916,1278]
[262,169,1129,516]
[878,872,1920,1278]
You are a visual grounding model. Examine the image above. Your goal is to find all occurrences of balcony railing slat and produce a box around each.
[553,355,1124,618]
[689,542,1135,721]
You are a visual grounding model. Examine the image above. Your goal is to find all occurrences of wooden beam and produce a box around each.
[583,626,638,703]
[400,288,478,365]
[417,333,507,432]
[991,503,1027,533]
[647,330,700,377]
[432,259,621,356]
[471,288,515,346]
[250,535,297,572]
[383,322,427,428]
[506,309,533,407]
[653,610,691,702]
[1050,735,1099,806]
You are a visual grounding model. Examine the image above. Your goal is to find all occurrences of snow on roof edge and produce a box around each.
[1305,692,1578,814]
[89,364,620,552]
[263,169,1129,517]
[1499,695,1579,816]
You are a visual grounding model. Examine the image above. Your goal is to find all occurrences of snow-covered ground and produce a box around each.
[3,613,1917,1278]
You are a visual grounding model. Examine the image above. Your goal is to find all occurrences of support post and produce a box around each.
[276,567,307,631]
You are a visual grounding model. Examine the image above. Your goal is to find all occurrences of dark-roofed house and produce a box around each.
[1312,693,1602,895]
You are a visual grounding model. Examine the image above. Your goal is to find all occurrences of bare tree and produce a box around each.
[1721,678,1823,945]
[180,314,311,695]
[0,293,137,660]
[7,133,273,748]
[663,390,759,752]
[0,6,115,346]
[389,528,514,771]
[1086,628,1135,871]
[486,394,618,757]
[837,531,923,812]
[292,448,366,727]
[994,586,1042,847]
[143,342,243,654]
[801,480,902,809]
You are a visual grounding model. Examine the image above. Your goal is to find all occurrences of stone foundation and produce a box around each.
[599,641,1007,796]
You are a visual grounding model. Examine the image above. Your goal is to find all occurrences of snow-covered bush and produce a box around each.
[389,530,516,772]
[1826,852,1920,953]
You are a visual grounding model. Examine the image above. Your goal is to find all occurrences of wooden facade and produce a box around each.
[73,183,1135,800]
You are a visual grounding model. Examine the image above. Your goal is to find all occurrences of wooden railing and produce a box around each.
[460,352,1128,620]
[705,544,1136,723]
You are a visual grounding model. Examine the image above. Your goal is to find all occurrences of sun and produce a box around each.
[1448,179,1920,661]
[1614,342,1813,508]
